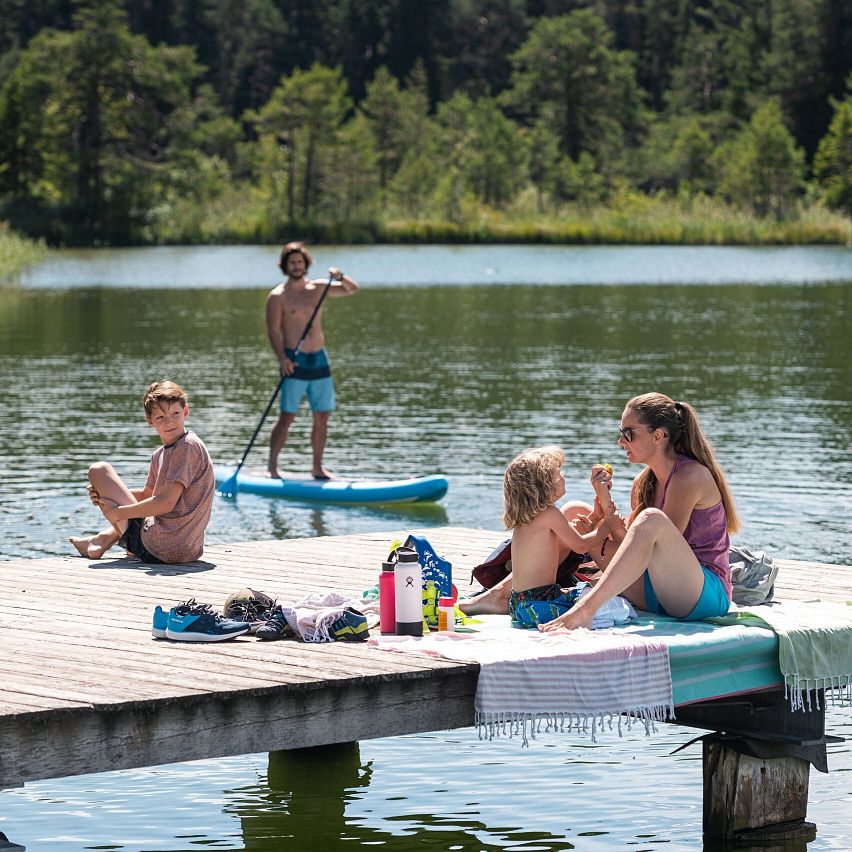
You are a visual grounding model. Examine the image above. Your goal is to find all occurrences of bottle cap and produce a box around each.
[381,561,395,571]
[396,547,419,563]
[438,597,454,607]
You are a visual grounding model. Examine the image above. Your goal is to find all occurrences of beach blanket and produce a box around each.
[709,600,852,710]
[371,628,673,745]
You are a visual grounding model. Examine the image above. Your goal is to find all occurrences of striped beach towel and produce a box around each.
[372,628,673,745]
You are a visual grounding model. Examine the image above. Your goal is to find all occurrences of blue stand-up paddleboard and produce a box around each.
[215,467,448,505]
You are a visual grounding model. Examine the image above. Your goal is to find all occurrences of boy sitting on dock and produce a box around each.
[504,446,620,627]
[69,380,214,564]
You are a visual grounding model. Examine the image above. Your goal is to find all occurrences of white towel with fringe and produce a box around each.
[371,627,673,745]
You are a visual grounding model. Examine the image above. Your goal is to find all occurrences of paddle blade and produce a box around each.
[216,470,239,499]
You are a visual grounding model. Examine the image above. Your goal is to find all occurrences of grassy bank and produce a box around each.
[382,193,852,245]
[149,190,852,246]
[0,223,47,283]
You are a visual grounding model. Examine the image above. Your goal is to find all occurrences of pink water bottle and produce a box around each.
[379,560,396,634]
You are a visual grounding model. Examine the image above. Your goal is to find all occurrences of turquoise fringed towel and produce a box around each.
[709,600,852,710]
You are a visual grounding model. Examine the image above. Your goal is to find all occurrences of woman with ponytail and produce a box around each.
[541,392,740,633]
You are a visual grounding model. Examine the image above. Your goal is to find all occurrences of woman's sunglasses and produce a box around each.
[619,426,653,442]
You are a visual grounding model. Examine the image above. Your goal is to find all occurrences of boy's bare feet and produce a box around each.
[69,536,107,559]
[312,468,335,481]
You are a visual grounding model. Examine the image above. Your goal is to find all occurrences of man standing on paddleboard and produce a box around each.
[266,241,359,480]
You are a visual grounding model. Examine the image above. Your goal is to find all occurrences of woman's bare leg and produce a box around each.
[540,508,706,632]
[70,462,136,559]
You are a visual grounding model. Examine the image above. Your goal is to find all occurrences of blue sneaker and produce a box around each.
[165,600,250,642]
[152,599,199,638]
[152,605,169,638]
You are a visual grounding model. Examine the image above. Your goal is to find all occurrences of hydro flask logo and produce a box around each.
[405,576,415,587]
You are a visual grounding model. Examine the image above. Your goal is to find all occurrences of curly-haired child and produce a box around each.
[505,445,618,628]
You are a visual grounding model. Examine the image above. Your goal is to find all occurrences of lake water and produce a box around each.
[1,244,851,850]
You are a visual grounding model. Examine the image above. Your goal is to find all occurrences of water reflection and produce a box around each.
[227,742,580,851]
[228,743,375,849]
[269,502,329,539]
[0,708,848,849]
[262,500,449,541]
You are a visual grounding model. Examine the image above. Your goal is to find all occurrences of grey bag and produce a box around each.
[730,544,779,606]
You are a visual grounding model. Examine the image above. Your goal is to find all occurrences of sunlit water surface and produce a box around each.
[1,244,850,850]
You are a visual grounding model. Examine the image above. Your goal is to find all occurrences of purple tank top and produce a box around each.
[657,455,732,600]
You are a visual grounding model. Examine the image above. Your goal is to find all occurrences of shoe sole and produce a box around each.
[165,626,250,642]
[152,627,168,639]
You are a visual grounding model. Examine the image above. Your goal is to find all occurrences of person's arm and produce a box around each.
[569,495,607,536]
[265,291,294,375]
[326,267,359,297]
[100,480,185,523]
[583,495,607,529]
[552,508,608,554]
[590,463,614,512]
[585,501,628,569]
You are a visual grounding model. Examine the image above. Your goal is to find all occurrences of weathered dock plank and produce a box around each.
[0,526,848,790]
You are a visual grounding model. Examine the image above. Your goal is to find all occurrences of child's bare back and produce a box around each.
[511,506,586,592]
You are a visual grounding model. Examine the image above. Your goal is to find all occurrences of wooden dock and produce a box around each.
[0,527,849,795]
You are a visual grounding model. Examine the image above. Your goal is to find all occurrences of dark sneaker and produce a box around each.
[165,600,250,642]
[329,607,370,641]
[224,588,276,632]
[255,606,293,641]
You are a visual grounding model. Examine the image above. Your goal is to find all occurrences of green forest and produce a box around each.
[1,0,850,249]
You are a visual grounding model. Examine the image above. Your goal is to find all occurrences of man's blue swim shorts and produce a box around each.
[280,347,336,413]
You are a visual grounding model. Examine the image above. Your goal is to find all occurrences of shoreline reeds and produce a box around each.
[0,223,48,284]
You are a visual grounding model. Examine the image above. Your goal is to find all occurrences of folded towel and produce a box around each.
[710,600,852,710]
[577,583,637,629]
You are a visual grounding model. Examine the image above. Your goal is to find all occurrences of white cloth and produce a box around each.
[281,591,378,642]
[576,583,637,629]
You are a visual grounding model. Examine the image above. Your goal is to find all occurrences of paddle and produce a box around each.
[217,274,335,498]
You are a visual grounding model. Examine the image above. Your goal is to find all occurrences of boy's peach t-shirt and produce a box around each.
[140,430,214,563]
